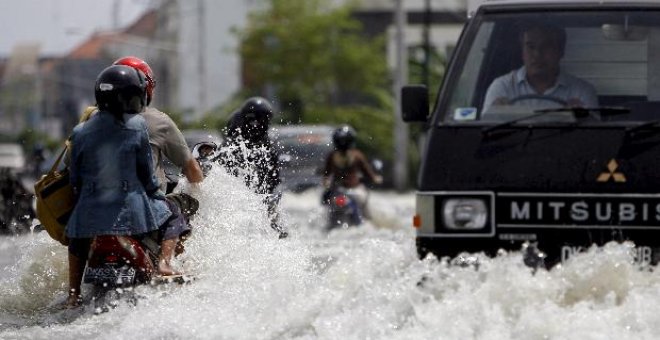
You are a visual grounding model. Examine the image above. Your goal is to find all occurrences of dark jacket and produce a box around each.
[217,130,280,195]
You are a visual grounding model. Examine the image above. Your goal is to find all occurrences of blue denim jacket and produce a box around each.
[66,111,171,238]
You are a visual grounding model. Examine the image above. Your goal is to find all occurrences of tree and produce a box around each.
[408,44,447,103]
[235,0,423,187]
[237,0,390,122]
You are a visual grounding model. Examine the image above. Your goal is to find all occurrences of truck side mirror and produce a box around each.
[401,85,429,122]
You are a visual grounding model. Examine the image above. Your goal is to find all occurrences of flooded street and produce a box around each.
[1,169,660,339]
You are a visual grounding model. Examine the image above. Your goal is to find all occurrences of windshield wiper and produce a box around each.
[625,120,660,136]
[482,106,630,135]
[534,106,629,116]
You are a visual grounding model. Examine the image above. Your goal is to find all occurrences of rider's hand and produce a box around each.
[492,97,510,106]
[567,98,585,108]
[185,182,202,197]
[373,175,383,185]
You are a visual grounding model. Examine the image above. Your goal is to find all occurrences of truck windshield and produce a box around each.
[444,9,660,124]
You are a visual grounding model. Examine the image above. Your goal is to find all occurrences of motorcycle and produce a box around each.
[322,159,383,231]
[82,192,199,311]
[82,142,213,311]
[83,234,159,309]
[0,168,35,234]
[323,186,364,230]
[163,141,217,194]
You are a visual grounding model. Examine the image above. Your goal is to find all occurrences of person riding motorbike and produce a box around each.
[321,125,383,222]
[79,57,205,192]
[66,65,184,307]
[214,96,288,238]
[112,56,204,255]
[0,167,35,233]
[112,56,205,192]
[77,56,203,257]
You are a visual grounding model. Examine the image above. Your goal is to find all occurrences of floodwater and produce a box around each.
[1,168,660,340]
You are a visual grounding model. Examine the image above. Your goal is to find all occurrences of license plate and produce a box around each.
[84,265,136,285]
[561,245,654,265]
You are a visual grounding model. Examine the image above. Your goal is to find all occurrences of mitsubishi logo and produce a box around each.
[597,159,626,183]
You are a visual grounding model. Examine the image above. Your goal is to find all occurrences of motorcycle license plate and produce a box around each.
[84,265,136,285]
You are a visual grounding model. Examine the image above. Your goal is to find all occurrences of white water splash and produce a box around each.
[2,169,660,339]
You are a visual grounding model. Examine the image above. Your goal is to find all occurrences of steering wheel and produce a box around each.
[508,94,568,106]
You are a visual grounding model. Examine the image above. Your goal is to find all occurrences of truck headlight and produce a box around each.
[443,199,487,229]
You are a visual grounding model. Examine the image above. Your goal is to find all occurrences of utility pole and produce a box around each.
[112,0,120,30]
[197,0,207,119]
[422,0,431,88]
[393,0,409,191]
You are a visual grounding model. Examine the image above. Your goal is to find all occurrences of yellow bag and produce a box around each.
[34,145,74,246]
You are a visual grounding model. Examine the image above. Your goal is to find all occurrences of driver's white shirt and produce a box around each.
[483,66,598,112]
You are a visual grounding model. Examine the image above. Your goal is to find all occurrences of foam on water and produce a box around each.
[3,168,660,339]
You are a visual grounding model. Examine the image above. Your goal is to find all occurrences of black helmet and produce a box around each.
[235,96,274,140]
[241,96,273,119]
[95,65,148,114]
[332,125,356,151]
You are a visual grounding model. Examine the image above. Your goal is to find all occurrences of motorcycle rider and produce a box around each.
[321,125,383,221]
[215,97,288,238]
[80,56,204,258]
[112,56,205,192]
[112,56,204,255]
[0,167,35,233]
[66,65,176,307]
[79,56,204,192]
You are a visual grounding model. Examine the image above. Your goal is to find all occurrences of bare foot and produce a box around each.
[157,260,182,277]
[65,293,82,308]
[158,238,183,276]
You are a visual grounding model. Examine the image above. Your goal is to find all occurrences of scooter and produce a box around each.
[163,141,218,194]
[323,186,363,230]
[83,234,159,310]
[322,159,383,231]
[83,142,213,311]
[82,192,199,312]
[0,168,35,234]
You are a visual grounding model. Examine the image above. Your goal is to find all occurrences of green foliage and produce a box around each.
[408,44,447,104]
[235,0,392,160]
[197,94,249,135]
[237,0,389,110]
[16,129,60,154]
[233,0,437,188]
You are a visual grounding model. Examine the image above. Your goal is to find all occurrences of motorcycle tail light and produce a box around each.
[105,255,118,263]
[334,195,348,207]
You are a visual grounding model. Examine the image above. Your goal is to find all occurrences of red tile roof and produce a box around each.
[67,31,123,59]
[66,9,157,59]
[124,9,157,37]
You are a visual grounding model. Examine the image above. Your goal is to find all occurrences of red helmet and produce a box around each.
[112,56,155,105]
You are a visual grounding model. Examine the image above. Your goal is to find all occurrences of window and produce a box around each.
[442,10,660,123]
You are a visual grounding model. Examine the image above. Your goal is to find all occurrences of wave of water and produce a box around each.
[2,168,660,339]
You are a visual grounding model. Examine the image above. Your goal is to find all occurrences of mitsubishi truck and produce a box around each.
[402,0,660,267]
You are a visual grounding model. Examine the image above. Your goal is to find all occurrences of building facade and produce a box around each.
[0,0,468,140]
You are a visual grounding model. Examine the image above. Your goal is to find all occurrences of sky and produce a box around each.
[0,0,152,57]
